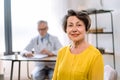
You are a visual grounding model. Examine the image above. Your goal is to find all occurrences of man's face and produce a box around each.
[38,23,48,37]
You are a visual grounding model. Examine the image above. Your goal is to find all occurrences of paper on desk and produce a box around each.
[32,54,48,59]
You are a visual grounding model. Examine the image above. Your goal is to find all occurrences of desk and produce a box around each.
[0,55,56,80]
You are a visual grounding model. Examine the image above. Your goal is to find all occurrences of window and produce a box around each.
[0,0,5,54]
[11,0,64,52]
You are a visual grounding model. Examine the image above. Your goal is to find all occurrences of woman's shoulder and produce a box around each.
[57,46,69,60]
[88,45,102,56]
[57,46,69,55]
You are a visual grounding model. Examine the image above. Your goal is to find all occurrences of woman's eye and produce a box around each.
[77,24,81,27]
[67,24,73,27]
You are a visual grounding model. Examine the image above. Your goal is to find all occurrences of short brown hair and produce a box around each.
[63,9,91,32]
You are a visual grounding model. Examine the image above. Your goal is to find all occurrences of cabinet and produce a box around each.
[84,9,115,69]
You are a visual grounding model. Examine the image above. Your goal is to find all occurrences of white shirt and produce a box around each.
[21,33,62,69]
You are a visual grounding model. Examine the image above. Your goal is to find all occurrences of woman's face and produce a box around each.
[66,16,86,42]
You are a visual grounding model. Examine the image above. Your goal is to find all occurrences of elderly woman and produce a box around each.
[52,10,104,80]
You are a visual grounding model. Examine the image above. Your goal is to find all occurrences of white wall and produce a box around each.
[103,0,120,10]
[67,0,120,10]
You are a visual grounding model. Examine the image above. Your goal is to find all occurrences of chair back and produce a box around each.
[104,65,117,80]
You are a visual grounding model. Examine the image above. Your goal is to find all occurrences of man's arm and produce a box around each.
[50,37,62,55]
[40,37,62,56]
[21,38,35,57]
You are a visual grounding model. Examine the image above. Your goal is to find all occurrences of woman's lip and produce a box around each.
[71,34,79,37]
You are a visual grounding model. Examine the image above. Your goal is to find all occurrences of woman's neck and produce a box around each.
[70,40,89,54]
[72,39,88,48]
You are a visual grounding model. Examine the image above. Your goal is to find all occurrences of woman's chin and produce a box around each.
[72,39,79,42]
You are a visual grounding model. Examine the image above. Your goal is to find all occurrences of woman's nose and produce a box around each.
[72,27,77,32]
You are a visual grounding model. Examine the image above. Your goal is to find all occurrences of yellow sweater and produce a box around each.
[52,45,104,80]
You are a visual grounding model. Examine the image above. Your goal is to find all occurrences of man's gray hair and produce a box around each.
[37,20,48,26]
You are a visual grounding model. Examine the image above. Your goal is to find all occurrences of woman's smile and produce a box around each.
[71,33,79,37]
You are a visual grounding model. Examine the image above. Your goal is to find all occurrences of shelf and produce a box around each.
[89,10,113,14]
[102,52,114,55]
[85,9,115,68]
[97,48,113,55]
[88,32,113,34]
[88,28,113,34]
[82,9,113,14]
